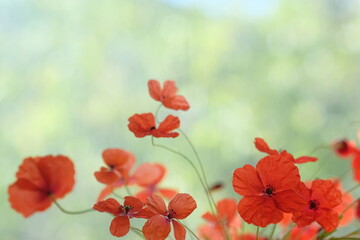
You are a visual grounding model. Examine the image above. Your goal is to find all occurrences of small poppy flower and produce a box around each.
[128,113,180,138]
[198,198,241,240]
[142,193,197,240]
[132,163,177,202]
[93,197,151,237]
[292,179,342,233]
[332,139,358,158]
[254,138,317,164]
[8,155,75,217]
[94,148,135,185]
[148,79,190,111]
[232,154,306,227]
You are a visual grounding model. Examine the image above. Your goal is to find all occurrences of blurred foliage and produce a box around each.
[1,0,360,239]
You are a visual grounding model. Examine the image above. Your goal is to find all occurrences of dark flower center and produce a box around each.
[123,205,133,214]
[165,209,176,222]
[308,200,320,210]
[263,185,276,197]
[149,126,156,131]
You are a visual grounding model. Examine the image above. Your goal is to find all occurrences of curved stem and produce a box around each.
[130,227,145,239]
[50,195,94,215]
[112,191,124,200]
[151,137,216,216]
[307,144,331,156]
[179,128,217,211]
[124,183,133,196]
[178,220,200,240]
[256,226,260,240]
[345,183,360,195]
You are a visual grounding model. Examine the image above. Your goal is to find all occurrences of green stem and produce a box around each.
[112,191,124,199]
[130,227,145,239]
[282,223,295,240]
[50,195,94,215]
[308,144,331,156]
[269,224,277,240]
[151,137,216,216]
[345,183,360,195]
[256,226,260,240]
[178,220,200,240]
[124,183,133,196]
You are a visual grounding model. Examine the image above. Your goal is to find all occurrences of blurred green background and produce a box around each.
[1,0,360,239]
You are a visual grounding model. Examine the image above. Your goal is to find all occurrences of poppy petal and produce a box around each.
[147,194,167,215]
[135,189,152,203]
[168,193,197,219]
[163,95,190,111]
[238,196,283,227]
[162,80,178,97]
[217,198,237,224]
[273,189,307,213]
[173,220,186,240]
[254,138,278,155]
[96,184,114,202]
[256,155,301,192]
[202,212,217,222]
[352,154,360,183]
[93,198,121,214]
[315,209,339,233]
[128,113,156,138]
[148,79,162,101]
[124,196,144,216]
[294,156,318,164]
[102,149,132,168]
[232,164,263,196]
[132,163,166,187]
[94,168,119,184]
[37,155,75,198]
[8,181,52,217]
[158,188,178,199]
[157,115,180,137]
[110,216,130,237]
[15,157,46,189]
[143,215,171,240]
[311,180,342,209]
[292,208,316,228]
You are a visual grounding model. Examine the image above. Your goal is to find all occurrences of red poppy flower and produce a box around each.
[292,179,342,233]
[132,163,177,202]
[148,80,190,111]
[232,154,306,227]
[128,113,180,138]
[8,155,75,217]
[254,138,317,164]
[332,139,358,158]
[356,199,360,221]
[94,148,135,185]
[93,197,151,237]
[198,198,241,240]
[142,194,197,240]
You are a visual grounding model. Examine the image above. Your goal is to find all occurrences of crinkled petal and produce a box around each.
[311,179,342,209]
[8,181,52,217]
[94,167,119,184]
[292,208,316,228]
[147,194,167,215]
[294,156,318,164]
[254,138,278,155]
[163,95,190,111]
[162,80,178,97]
[133,163,165,187]
[143,215,171,240]
[93,198,121,214]
[168,193,197,219]
[110,216,130,237]
[232,165,263,196]
[148,79,162,101]
[16,157,46,189]
[316,208,339,233]
[156,115,180,137]
[128,113,156,138]
[256,155,301,192]
[238,196,283,227]
[273,190,307,213]
[102,148,132,168]
[173,220,186,240]
[124,196,145,217]
[37,155,75,198]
